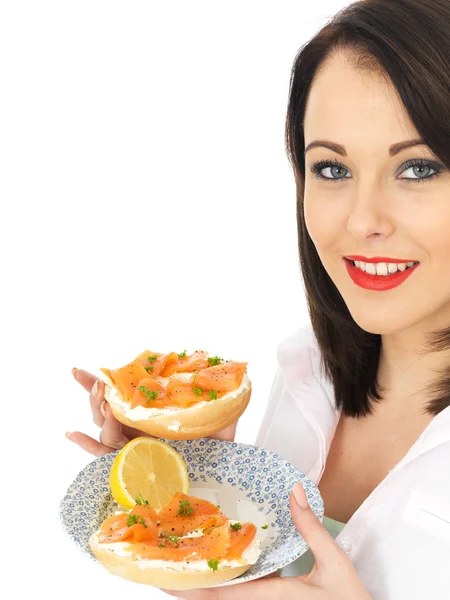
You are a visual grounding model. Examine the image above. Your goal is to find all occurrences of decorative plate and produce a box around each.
[60,438,324,586]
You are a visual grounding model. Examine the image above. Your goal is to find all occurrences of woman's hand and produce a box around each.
[66,369,134,456]
[66,369,239,457]
[163,483,372,600]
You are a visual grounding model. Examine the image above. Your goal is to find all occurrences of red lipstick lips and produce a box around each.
[344,255,419,291]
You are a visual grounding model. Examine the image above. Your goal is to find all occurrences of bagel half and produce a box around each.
[90,532,254,590]
[103,375,252,440]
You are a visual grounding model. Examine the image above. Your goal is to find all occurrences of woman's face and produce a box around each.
[303,49,450,336]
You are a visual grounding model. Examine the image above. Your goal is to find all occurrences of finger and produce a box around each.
[66,431,113,457]
[121,424,153,440]
[72,368,105,427]
[99,402,129,450]
[162,590,212,599]
[163,576,294,600]
[209,421,237,442]
[290,482,347,569]
[260,569,281,579]
[72,368,97,393]
[89,380,105,427]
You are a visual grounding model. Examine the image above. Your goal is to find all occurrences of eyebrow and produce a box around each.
[304,139,427,157]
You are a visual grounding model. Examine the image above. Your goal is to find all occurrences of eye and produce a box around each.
[309,157,445,184]
[398,159,442,183]
[310,159,351,182]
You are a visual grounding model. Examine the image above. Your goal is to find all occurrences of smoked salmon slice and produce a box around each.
[165,379,225,408]
[225,523,257,560]
[159,351,210,378]
[100,367,115,384]
[101,351,247,408]
[194,362,247,393]
[101,361,150,401]
[156,493,228,537]
[130,523,231,562]
[97,493,258,565]
[98,505,159,544]
[135,351,179,378]
[130,378,175,409]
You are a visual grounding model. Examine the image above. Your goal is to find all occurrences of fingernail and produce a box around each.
[292,482,309,510]
[65,431,72,440]
[71,368,78,378]
[91,380,98,398]
[100,401,107,418]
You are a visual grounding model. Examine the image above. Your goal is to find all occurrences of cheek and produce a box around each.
[411,211,450,258]
[303,191,345,253]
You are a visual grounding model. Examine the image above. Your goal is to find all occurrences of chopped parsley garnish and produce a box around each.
[127,514,139,526]
[135,493,149,506]
[178,499,194,516]
[158,534,180,547]
[144,365,154,373]
[208,558,219,572]
[178,350,187,359]
[230,522,242,531]
[204,525,218,535]
[207,356,222,366]
[262,524,269,530]
[166,535,180,545]
[147,355,158,363]
[127,514,147,528]
[208,389,218,400]
[193,387,203,396]
[137,386,158,403]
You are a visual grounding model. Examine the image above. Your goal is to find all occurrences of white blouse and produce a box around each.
[255,323,450,599]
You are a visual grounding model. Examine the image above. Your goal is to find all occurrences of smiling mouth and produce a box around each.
[344,258,419,276]
[343,256,420,291]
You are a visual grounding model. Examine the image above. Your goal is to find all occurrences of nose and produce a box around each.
[346,183,395,240]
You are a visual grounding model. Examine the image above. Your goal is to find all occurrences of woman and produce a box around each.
[68,0,450,597]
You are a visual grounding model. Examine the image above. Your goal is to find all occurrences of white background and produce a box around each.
[2,1,347,598]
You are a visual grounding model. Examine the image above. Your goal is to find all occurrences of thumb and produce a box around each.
[290,482,346,569]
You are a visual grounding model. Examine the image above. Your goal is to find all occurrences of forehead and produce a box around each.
[304,50,418,145]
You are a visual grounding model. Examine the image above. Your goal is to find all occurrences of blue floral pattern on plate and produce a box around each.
[60,439,324,585]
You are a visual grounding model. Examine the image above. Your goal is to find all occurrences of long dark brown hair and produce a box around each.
[285,0,450,417]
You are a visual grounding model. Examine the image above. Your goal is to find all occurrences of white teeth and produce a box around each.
[350,260,417,276]
[388,263,397,274]
[376,263,388,276]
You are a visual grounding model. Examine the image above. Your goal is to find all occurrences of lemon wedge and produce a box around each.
[109,437,189,510]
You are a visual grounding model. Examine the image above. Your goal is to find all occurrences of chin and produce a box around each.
[350,317,397,336]
[343,300,413,336]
